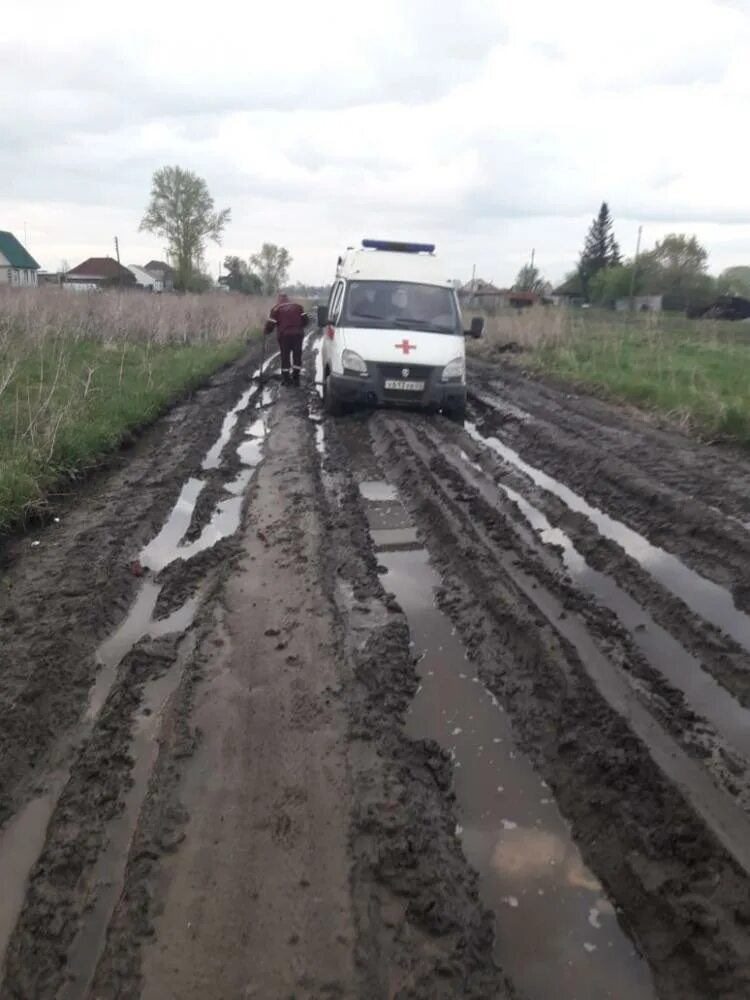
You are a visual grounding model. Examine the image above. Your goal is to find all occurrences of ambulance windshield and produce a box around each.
[343,281,460,335]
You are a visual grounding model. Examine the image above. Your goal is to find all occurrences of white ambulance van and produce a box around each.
[317,240,483,421]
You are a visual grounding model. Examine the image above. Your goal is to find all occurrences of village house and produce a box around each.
[459,279,541,311]
[127,265,158,291]
[0,230,40,287]
[552,274,585,306]
[64,257,136,291]
[459,279,505,311]
[143,260,175,292]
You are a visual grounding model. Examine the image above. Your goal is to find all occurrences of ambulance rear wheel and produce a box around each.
[323,374,344,417]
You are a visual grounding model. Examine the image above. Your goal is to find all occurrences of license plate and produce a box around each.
[384,379,425,391]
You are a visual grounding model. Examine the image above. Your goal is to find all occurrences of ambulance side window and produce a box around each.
[329,281,345,326]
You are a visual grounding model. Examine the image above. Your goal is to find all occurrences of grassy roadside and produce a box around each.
[469,308,750,445]
[1,289,271,532]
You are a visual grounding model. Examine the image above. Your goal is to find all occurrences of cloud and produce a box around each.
[3,0,750,282]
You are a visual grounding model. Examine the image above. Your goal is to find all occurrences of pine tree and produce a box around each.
[578,202,620,294]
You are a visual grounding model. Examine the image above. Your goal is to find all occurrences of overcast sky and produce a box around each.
[3,0,750,285]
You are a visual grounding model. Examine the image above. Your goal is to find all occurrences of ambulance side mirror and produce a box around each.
[316,304,329,328]
[466,316,484,339]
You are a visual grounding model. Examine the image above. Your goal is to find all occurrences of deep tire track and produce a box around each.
[435,411,750,710]
[0,348,265,827]
[365,410,750,999]
[469,362,750,612]
[4,338,750,999]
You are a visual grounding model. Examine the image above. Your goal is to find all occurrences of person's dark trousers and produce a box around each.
[279,333,304,386]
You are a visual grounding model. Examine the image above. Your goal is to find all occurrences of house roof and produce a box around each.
[144,260,175,276]
[461,280,502,295]
[0,230,40,270]
[128,265,156,285]
[66,257,134,280]
[554,274,584,296]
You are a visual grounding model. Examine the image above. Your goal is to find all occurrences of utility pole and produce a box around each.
[530,248,535,271]
[114,236,120,264]
[629,225,642,312]
[23,222,27,247]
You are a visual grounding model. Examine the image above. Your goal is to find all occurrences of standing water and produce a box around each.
[358,481,655,1000]
[0,371,273,973]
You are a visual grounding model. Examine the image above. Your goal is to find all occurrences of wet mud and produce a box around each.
[368,410,750,999]
[3,342,750,997]
[356,476,655,1000]
[469,360,750,611]
[0,345,273,995]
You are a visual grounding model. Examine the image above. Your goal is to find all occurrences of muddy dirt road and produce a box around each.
[2,338,750,999]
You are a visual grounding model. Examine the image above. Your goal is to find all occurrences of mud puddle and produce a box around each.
[140,477,206,569]
[308,335,333,478]
[466,422,750,654]
[360,480,398,502]
[0,773,68,964]
[313,336,324,400]
[473,388,532,425]
[201,352,277,470]
[87,409,269,722]
[453,447,750,787]
[0,374,272,972]
[91,385,271,711]
[358,481,655,1000]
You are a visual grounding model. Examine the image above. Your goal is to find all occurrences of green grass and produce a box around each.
[528,316,750,444]
[0,336,246,531]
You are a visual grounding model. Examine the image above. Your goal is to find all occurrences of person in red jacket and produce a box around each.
[264,294,308,386]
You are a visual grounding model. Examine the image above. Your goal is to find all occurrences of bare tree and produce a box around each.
[140,166,230,291]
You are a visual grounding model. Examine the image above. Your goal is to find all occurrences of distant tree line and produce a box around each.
[553,201,744,312]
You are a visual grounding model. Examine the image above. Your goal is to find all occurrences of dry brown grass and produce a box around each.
[0,287,274,347]
[0,288,272,529]
[466,306,578,356]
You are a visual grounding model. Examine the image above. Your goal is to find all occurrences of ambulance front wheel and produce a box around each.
[445,403,466,424]
[324,373,345,417]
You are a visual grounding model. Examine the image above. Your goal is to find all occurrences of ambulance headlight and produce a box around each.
[342,349,368,375]
[441,357,465,382]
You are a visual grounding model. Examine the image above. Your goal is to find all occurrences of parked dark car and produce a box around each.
[687,295,750,320]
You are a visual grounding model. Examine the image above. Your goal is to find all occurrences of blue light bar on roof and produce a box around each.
[362,239,436,254]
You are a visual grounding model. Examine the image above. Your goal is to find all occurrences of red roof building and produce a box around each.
[64,257,136,289]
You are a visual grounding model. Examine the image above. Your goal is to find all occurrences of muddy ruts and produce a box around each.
[436,408,750,712]
[369,412,750,1000]
[84,570,231,1000]
[0,347,268,996]
[468,362,750,612]
[0,637,179,998]
[314,400,516,998]
[0,346,265,826]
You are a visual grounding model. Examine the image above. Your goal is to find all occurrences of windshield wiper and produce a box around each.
[352,312,387,321]
[393,317,454,332]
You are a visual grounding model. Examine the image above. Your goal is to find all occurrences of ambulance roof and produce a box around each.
[337,241,449,286]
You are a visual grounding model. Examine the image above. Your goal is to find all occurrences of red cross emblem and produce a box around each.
[395,339,416,355]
